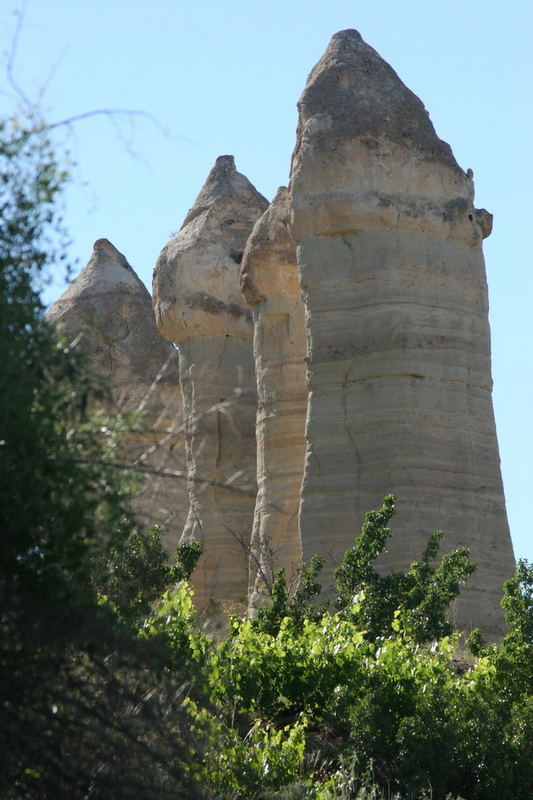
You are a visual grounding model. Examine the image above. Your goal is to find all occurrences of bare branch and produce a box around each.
[222,523,276,598]
[37,44,69,103]
[6,0,32,109]
[73,457,257,497]
[8,107,172,143]
[133,391,241,466]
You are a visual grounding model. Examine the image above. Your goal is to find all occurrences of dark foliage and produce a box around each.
[0,113,206,799]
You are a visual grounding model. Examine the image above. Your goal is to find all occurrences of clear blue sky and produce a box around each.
[2,0,532,563]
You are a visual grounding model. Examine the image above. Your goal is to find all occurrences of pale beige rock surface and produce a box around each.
[290,29,515,636]
[153,156,268,610]
[177,337,257,609]
[154,155,268,343]
[241,187,307,603]
[46,238,187,553]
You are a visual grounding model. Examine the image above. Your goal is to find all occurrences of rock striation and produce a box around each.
[153,156,268,610]
[289,29,515,635]
[46,238,187,552]
[240,187,307,603]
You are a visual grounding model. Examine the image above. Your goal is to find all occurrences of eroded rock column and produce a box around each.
[46,238,187,553]
[153,156,268,610]
[290,30,515,635]
[240,187,307,603]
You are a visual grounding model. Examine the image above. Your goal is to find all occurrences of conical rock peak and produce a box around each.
[290,29,486,246]
[181,155,266,228]
[290,30,514,637]
[47,239,177,387]
[153,156,268,343]
[295,29,458,169]
[45,239,187,550]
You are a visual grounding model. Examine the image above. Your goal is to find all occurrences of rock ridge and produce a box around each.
[240,187,306,603]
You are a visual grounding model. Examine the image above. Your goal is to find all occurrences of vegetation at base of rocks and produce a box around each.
[2,111,532,799]
[250,495,476,645]
[206,509,532,799]
[136,526,532,800]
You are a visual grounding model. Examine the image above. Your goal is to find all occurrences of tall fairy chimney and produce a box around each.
[290,30,515,636]
[240,187,307,604]
[153,156,268,610]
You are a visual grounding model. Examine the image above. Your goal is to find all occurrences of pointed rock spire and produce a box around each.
[153,158,268,611]
[290,30,514,637]
[294,29,459,170]
[48,239,177,390]
[291,29,481,247]
[153,155,269,344]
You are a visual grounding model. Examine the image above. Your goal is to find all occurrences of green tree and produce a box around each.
[249,496,475,644]
[333,495,476,641]
[0,112,206,799]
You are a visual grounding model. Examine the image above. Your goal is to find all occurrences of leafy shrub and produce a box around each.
[204,500,532,799]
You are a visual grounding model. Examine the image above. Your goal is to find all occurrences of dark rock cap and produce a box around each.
[46,238,179,386]
[294,28,462,173]
[91,237,133,270]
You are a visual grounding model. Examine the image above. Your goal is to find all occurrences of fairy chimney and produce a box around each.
[240,187,307,605]
[46,238,187,552]
[153,156,268,610]
[289,30,515,636]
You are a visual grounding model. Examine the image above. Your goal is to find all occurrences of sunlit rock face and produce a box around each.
[46,238,187,553]
[241,187,307,605]
[153,156,268,610]
[290,29,515,636]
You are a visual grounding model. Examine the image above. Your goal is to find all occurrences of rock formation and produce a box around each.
[46,238,187,553]
[44,33,515,637]
[240,187,307,603]
[289,29,515,635]
[153,155,268,610]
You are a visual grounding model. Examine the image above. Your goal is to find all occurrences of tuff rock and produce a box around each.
[241,187,307,604]
[289,29,515,635]
[46,238,187,552]
[46,32,516,639]
[153,156,268,611]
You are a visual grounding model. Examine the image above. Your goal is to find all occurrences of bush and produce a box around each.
[205,499,532,799]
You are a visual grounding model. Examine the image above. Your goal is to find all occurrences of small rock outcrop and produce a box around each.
[46,238,187,552]
[289,29,515,635]
[153,156,268,610]
[240,187,307,603]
